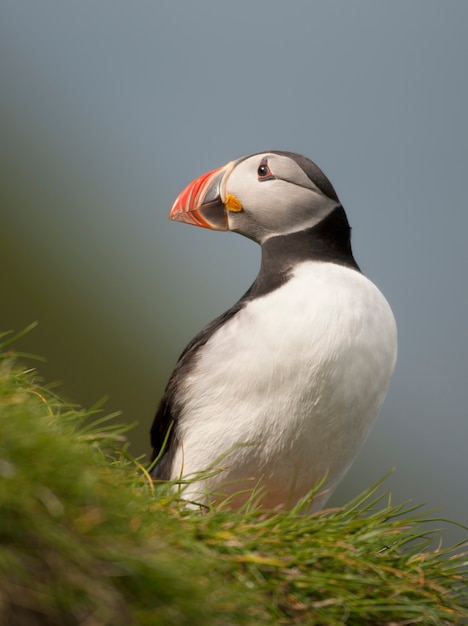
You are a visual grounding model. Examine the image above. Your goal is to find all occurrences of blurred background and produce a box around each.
[1,2,467,541]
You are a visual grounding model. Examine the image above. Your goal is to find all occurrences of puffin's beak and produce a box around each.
[169,165,231,230]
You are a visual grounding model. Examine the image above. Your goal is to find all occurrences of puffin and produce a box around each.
[150,151,397,511]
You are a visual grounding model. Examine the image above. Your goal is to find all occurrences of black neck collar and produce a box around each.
[242,206,360,301]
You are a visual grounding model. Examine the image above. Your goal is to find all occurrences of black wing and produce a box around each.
[150,303,244,478]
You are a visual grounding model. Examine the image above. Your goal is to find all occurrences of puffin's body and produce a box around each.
[151,151,397,511]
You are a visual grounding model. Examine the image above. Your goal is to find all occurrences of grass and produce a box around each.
[0,326,467,625]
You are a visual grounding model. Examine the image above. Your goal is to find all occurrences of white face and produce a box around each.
[223,153,340,243]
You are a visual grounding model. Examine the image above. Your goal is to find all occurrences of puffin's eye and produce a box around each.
[257,159,275,181]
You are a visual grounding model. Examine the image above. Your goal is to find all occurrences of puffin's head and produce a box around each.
[170,151,342,244]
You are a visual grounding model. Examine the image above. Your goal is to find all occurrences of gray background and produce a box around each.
[1,2,467,541]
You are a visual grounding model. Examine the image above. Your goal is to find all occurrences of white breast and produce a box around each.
[171,261,397,510]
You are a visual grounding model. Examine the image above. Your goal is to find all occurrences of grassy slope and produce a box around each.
[0,328,467,625]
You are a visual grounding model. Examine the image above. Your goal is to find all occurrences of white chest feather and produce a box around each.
[172,261,397,509]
